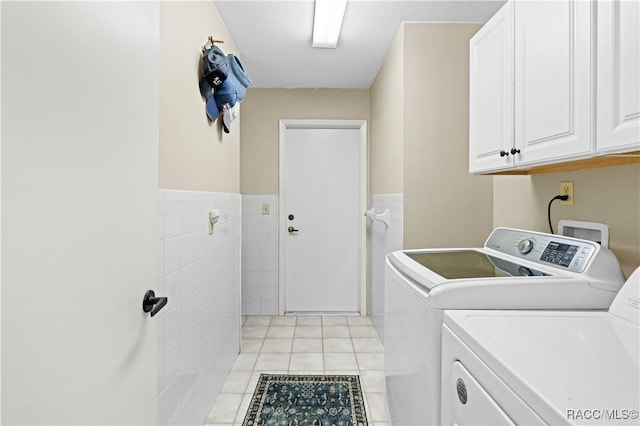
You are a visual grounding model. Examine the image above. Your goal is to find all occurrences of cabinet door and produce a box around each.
[514,0,594,166]
[597,0,640,153]
[469,1,514,174]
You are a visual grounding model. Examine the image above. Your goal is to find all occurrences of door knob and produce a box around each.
[288,226,299,233]
[142,290,168,317]
[499,150,509,157]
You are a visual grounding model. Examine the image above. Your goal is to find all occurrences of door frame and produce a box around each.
[0,4,3,416]
[278,119,367,315]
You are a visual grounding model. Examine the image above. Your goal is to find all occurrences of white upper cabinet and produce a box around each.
[469,2,514,174]
[514,0,594,166]
[596,0,640,153]
[469,0,639,174]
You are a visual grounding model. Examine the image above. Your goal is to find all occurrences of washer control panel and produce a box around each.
[540,242,580,268]
[485,228,598,273]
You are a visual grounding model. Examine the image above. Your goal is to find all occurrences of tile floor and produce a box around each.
[204,315,390,426]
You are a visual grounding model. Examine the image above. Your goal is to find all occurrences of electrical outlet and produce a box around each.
[560,181,574,206]
[262,203,270,215]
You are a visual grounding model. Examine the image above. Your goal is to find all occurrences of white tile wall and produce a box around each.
[157,190,241,426]
[240,193,403,334]
[241,195,279,316]
[369,194,403,343]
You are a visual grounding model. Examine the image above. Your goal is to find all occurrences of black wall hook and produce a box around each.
[142,290,168,317]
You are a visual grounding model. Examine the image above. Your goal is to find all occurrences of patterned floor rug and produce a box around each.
[242,374,368,426]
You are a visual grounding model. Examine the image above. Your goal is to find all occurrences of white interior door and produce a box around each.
[280,121,366,313]
[2,3,159,424]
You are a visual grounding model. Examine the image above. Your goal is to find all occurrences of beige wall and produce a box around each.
[370,28,404,195]
[494,164,640,277]
[159,2,240,192]
[402,23,494,249]
[239,89,370,194]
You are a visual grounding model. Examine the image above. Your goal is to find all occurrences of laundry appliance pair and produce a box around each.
[384,227,629,425]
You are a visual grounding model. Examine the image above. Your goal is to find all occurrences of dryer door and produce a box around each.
[450,361,515,425]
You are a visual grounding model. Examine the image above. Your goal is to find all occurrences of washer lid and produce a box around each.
[388,248,554,290]
[404,250,549,279]
[445,309,639,425]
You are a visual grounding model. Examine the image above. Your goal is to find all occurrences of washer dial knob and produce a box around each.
[518,239,534,254]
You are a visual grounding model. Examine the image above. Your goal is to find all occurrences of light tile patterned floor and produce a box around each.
[204,315,391,426]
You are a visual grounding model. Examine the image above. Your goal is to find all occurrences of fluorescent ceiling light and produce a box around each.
[312,0,348,49]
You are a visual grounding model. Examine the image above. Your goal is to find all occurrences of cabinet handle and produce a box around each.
[510,148,521,155]
[499,150,509,157]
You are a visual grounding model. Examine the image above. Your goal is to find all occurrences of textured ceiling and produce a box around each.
[213,0,506,89]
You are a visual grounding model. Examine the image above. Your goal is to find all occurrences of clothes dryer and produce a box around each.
[440,268,640,425]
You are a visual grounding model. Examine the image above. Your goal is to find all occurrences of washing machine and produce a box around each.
[441,267,640,425]
[384,227,626,425]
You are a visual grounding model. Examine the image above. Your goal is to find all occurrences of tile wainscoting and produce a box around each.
[241,195,279,316]
[369,194,403,342]
[240,193,403,345]
[157,190,241,425]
